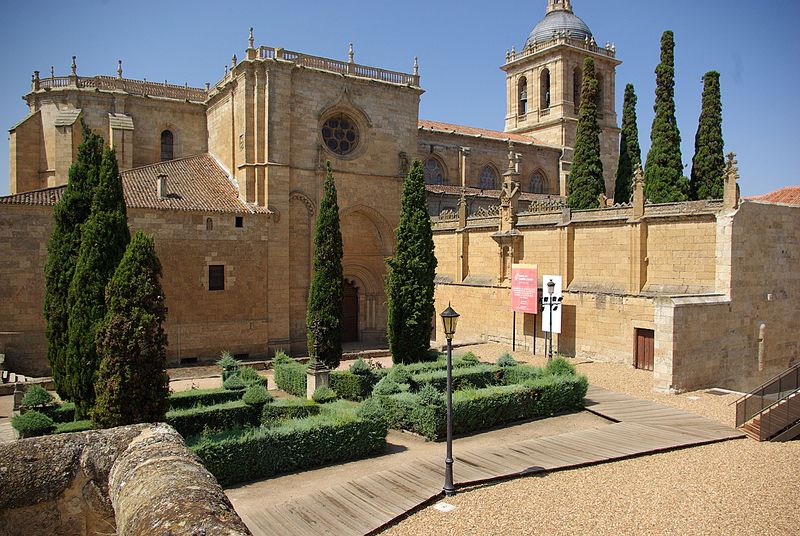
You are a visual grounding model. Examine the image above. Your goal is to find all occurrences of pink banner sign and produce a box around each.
[511,264,538,314]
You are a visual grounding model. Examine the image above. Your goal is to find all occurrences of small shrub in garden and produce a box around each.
[496,353,518,367]
[217,351,241,380]
[238,366,266,388]
[357,397,387,426]
[373,377,407,396]
[329,371,375,401]
[460,352,481,365]
[168,387,244,410]
[312,386,338,403]
[12,410,54,438]
[386,364,411,385]
[501,364,543,385]
[272,351,292,366]
[54,420,93,434]
[273,357,307,397]
[261,399,320,423]
[416,384,444,407]
[349,357,373,376]
[223,375,245,390]
[22,385,55,409]
[546,357,576,376]
[242,384,272,406]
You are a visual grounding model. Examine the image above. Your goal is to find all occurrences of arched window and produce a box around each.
[479,165,498,190]
[530,171,546,194]
[160,130,174,161]
[423,157,445,185]
[518,77,528,116]
[540,68,551,109]
[206,218,213,231]
[573,67,582,114]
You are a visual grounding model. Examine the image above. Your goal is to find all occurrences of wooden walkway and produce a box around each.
[237,386,745,535]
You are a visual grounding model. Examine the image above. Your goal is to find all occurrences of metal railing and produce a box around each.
[735,362,800,428]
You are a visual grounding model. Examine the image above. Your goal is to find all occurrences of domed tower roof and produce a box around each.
[526,0,593,47]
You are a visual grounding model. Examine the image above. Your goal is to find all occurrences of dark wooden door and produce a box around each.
[635,329,655,371]
[342,280,359,343]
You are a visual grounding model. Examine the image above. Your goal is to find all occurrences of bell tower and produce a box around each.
[502,0,621,197]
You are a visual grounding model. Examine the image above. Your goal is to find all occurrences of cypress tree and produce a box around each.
[92,231,169,428]
[690,71,725,200]
[614,84,642,203]
[386,159,437,364]
[644,30,689,203]
[44,121,103,399]
[65,147,130,418]
[567,57,605,210]
[306,161,344,369]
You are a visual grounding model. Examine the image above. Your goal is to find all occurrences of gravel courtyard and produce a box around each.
[380,343,800,536]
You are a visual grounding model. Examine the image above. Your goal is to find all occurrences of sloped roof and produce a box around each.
[0,154,270,214]
[747,186,800,206]
[419,119,543,146]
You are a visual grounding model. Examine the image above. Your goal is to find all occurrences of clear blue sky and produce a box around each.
[1,0,798,197]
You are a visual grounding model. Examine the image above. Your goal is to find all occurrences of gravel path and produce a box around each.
[380,343,800,536]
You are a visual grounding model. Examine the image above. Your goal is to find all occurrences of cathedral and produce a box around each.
[2,1,797,393]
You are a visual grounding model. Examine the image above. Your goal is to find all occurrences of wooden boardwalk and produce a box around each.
[237,386,745,536]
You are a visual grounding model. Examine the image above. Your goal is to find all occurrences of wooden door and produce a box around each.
[342,280,359,343]
[635,329,655,371]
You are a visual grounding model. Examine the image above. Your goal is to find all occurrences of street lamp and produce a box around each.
[543,279,562,361]
[439,303,459,497]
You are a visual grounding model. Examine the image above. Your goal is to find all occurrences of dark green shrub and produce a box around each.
[217,351,241,380]
[261,399,320,424]
[223,375,246,390]
[410,364,499,392]
[22,385,55,409]
[273,359,307,398]
[459,352,481,365]
[312,386,338,403]
[496,353,518,367]
[416,384,443,407]
[191,412,387,486]
[386,364,412,385]
[168,388,244,410]
[238,366,267,388]
[545,357,576,376]
[501,364,543,385]
[524,374,589,414]
[372,392,417,431]
[271,351,292,366]
[48,402,76,423]
[242,385,272,407]
[329,371,375,401]
[373,377,407,396]
[54,420,93,434]
[12,410,55,438]
[166,400,260,438]
[356,397,387,427]
[349,357,372,376]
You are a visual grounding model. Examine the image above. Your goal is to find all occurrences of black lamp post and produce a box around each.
[543,279,562,361]
[440,303,459,497]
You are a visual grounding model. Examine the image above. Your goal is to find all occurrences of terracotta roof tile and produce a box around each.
[0,154,270,214]
[747,186,800,206]
[419,119,543,146]
[425,184,563,202]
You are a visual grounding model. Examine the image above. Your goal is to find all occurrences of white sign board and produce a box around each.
[541,275,563,334]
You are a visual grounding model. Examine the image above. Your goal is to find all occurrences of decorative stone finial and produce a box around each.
[413,56,419,76]
[224,65,228,77]
[724,152,740,209]
[348,42,354,63]
[511,46,516,58]
[70,56,77,76]
[248,27,254,49]
[117,59,123,79]
[50,66,54,79]
[506,49,510,62]
[632,162,645,218]
[231,54,237,69]
[205,82,210,90]
[504,141,518,176]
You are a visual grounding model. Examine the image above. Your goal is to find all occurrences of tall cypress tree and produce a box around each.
[644,30,689,203]
[614,84,642,203]
[386,159,437,364]
[690,71,725,200]
[567,57,604,210]
[306,161,344,369]
[44,121,103,399]
[65,147,130,418]
[92,231,169,429]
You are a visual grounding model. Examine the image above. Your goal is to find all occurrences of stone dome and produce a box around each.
[526,10,592,47]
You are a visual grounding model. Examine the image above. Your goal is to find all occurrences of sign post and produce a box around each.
[541,275,563,360]
[511,264,538,351]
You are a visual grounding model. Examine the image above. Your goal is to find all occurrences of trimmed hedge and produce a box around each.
[166,400,260,437]
[54,419,93,434]
[500,364,544,385]
[261,399,320,423]
[191,411,387,486]
[273,360,307,397]
[373,356,475,379]
[168,388,245,410]
[43,402,76,423]
[329,370,375,401]
[11,410,54,438]
[410,364,501,392]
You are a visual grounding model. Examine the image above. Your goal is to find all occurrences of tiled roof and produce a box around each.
[0,154,270,214]
[747,186,800,206]
[419,119,543,146]
[425,184,563,202]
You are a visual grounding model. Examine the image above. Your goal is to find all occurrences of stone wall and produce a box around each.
[0,423,250,536]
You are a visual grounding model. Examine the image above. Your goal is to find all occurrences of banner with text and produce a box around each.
[511,264,538,314]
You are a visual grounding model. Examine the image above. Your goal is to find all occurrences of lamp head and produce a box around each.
[440,303,460,340]
[547,279,555,295]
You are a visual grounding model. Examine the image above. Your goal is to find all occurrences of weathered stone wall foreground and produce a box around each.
[0,423,251,536]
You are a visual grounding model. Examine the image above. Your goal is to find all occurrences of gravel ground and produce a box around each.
[380,343,800,536]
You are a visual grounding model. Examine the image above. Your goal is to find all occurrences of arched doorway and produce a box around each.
[342,279,359,342]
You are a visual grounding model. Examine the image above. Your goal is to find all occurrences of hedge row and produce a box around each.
[375,373,588,440]
[329,371,377,401]
[166,400,261,437]
[261,399,321,423]
[373,355,479,379]
[168,387,245,410]
[191,409,387,486]
[410,364,501,392]
[273,360,307,397]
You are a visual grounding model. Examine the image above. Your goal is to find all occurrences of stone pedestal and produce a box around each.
[306,366,330,400]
